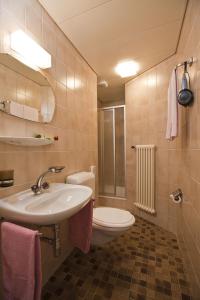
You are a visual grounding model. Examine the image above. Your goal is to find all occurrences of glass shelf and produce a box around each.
[0,136,53,146]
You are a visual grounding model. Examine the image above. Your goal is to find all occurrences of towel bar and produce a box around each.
[0,217,61,257]
[0,217,43,237]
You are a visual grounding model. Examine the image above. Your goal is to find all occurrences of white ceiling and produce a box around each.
[39,0,187,102]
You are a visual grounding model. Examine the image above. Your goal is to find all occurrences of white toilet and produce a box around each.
[66,170,135,245]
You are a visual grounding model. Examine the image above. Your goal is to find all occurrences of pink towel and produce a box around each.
[166,68,178,140]
[68,200,93,253]
[1,222,42,300]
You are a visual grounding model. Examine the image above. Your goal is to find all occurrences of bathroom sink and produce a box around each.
[0,183,92,225]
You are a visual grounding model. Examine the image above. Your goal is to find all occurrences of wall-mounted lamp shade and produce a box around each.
[115,60,139,78]
[10,30,51,70]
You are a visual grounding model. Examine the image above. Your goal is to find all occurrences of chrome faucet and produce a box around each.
[31,166,65,195]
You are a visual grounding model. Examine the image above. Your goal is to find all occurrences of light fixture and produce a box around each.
[115,60,139,78]
[10,30,51,70]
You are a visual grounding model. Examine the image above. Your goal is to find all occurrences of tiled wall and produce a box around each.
[0,0,97,288]
[126,0,200,296]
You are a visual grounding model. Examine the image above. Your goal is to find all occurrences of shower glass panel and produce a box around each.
[98,105,126,198]
[115,107,125,197]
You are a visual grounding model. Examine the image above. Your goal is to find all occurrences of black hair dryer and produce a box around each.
[178,62,193,106]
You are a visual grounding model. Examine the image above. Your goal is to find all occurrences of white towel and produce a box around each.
[23,104,39,122]
[166,69,178,140]
[5,100,24,118]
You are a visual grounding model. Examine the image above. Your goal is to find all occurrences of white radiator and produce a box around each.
[135,145,155,214]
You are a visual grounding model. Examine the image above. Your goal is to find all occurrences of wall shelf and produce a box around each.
[0,136,53,146]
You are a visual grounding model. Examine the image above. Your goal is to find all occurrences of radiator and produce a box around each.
[135,145,155,214]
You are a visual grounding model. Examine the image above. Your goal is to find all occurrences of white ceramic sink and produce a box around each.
[0,183,92,225]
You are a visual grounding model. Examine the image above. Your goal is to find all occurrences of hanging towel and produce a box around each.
[1,222,42,300]
[166,68,178,140]
[68,199,93,253]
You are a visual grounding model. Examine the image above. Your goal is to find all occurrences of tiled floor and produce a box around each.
[42,217,192,300]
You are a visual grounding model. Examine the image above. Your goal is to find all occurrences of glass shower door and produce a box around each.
[99,108,115,195]
[98,106,125,198]
[115,107,125,197]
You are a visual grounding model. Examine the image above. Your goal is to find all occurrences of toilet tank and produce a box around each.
[66,170,95,198]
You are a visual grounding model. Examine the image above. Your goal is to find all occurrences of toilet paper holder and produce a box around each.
[170,188,183,203]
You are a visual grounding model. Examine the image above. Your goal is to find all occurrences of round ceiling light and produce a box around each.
[115,60,139,78]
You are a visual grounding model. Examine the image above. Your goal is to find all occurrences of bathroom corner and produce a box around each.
[125,0,200,296]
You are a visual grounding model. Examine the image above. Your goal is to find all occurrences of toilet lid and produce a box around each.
[93,207,135,228]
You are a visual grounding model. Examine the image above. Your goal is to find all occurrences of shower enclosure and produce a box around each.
[98,105,126,198]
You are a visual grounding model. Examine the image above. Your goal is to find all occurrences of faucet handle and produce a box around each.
[31,184,40,194]
[42,181,49,190]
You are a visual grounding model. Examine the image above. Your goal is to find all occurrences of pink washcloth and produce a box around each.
[1,222,42,300]
[68,199,93,253]
[166,68,178,140]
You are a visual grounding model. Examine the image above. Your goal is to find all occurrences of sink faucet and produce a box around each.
[31,166,65,195]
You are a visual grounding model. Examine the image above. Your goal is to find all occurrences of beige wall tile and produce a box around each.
[0,0,97,291]
[125,0,200,294]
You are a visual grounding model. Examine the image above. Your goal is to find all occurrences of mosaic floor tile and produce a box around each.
[42,216,192,300]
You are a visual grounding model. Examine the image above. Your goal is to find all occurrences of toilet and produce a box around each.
[66,170,135,245]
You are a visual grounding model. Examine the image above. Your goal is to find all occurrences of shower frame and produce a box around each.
[99,105,126,199]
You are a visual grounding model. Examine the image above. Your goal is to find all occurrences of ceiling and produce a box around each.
[39,0,187,102]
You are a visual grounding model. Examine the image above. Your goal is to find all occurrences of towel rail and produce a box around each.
[0,217,43,236]
[0,217,61,256]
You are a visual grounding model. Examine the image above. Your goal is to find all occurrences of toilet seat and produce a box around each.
[93,207,135,228]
